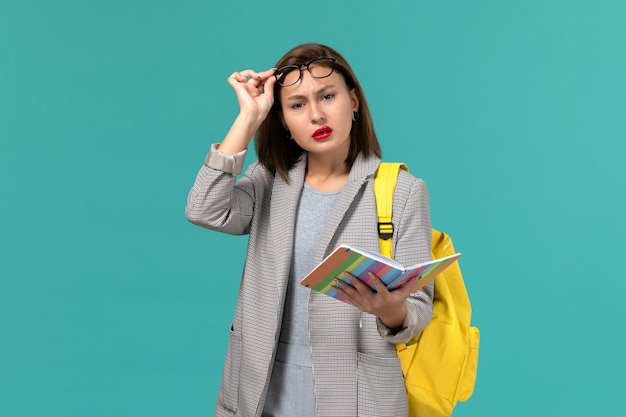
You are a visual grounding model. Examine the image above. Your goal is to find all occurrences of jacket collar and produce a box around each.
[315,153,380,261]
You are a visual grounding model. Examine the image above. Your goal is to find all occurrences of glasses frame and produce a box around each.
[274,57,337,87]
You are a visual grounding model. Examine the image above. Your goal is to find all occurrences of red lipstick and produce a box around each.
[312,126,333,141]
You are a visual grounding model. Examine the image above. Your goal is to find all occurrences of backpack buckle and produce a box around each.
[378,222,394,240]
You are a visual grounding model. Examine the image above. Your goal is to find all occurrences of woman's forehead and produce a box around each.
[280,71,348,97]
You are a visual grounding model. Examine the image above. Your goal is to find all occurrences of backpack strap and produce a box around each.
[374,162,408,258]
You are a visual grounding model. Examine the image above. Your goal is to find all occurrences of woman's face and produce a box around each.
[279,69,359,161]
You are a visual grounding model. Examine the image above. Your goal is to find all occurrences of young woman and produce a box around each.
[186,43,433,417]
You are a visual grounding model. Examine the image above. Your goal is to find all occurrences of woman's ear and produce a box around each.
[350,89,359,113]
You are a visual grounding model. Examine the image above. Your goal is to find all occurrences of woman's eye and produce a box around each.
[291,103,304,110]
[322,94,334,100]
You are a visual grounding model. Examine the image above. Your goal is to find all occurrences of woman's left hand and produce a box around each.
[333,272,418,330]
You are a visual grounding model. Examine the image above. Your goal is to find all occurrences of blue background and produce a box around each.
[1,1,625,416]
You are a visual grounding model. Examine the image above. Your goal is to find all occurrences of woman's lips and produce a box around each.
[312,126,332,140]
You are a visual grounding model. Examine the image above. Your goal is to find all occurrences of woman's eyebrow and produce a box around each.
[285,85,337,101]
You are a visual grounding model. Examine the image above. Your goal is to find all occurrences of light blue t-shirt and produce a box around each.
[262,184,339,417]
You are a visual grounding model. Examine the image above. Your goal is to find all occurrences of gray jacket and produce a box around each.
[186,146,433,417]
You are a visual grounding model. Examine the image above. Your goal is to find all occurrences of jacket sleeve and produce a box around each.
[376,174,434,343]
[185,144,263,235]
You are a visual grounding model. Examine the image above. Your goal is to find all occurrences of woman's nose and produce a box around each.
[309,102,325,123]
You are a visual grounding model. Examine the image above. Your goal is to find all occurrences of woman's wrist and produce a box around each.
[378,304,407,330]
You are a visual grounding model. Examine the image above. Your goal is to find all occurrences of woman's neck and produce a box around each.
[305,156,350,192]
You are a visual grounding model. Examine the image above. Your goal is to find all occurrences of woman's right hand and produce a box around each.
[216,68,277,154]
[228,68,277,127]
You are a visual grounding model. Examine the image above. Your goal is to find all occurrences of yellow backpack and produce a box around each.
[374,162,480,417]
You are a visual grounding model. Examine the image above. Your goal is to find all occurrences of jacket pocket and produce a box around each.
[357,352,408,417]
[216,328,242,413]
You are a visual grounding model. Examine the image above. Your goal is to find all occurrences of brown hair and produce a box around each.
[255,43,381,182]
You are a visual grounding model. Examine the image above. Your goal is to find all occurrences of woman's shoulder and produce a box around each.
[394,165,428,199]
[397,166,427,185]
[372,160,428,188]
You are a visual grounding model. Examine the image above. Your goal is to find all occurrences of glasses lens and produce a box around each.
[308,58,334,79]
[276,66,300,86]
[275,58,335,86]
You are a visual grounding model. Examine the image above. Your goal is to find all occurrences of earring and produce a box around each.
[352,111,360,121]
[285,130,293,140]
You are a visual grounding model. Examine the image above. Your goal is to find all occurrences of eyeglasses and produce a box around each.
[274,57,337,87]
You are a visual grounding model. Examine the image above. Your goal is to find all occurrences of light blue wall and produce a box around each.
[1,1,625,416]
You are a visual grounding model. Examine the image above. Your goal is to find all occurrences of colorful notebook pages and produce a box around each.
[300,245,461,303]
